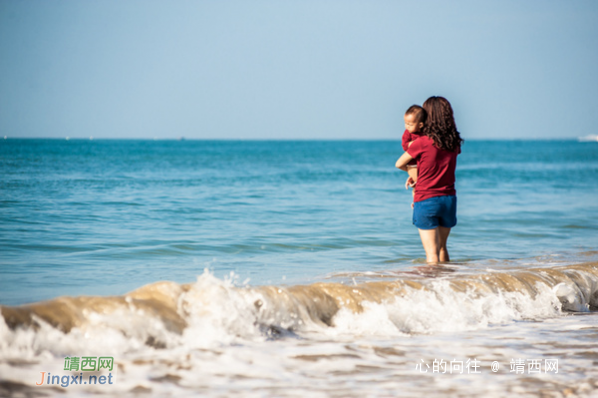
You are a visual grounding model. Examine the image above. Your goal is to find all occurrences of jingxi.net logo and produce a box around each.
[35,356,116,388]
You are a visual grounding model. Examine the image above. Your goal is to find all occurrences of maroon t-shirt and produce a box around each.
[407,135,459,202]
[401,130,423,166]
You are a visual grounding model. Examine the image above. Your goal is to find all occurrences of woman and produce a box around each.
[395,96,463,264]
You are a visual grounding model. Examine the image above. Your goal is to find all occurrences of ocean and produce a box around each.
[1,139,597,397]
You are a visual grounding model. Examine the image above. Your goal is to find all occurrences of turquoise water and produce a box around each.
[2,139,598,398]
[1,139,597,305]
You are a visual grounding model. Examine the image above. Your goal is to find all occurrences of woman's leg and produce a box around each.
[418,227,451,264]
[438,226,451,262]
[418,228,440,263]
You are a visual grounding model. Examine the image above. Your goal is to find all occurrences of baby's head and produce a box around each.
[404,105,427,134]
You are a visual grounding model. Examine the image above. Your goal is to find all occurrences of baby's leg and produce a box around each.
[407,166,418,186]
[407,166,417,206]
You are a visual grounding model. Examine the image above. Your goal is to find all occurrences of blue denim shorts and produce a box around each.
[413,195,457,230]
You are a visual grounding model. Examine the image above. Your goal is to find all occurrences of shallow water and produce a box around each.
[1,139,597,304]
[1,139,598,397]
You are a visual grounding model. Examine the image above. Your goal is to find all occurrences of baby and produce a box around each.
[401,105,427,200]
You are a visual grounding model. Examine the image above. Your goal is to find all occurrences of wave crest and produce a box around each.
[1,262,597,355]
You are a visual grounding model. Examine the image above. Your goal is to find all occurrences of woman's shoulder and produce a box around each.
[415,135,460,155]
[408,135,434,157]
[413,135,435,147]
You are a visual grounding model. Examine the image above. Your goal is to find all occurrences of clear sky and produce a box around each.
[1,0,597,140]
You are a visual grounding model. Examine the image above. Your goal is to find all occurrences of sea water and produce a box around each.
[1,139,597,397]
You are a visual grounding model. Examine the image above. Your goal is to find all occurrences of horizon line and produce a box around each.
[1,136,590,142]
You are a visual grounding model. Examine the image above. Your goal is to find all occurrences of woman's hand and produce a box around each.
[405,176,415,189]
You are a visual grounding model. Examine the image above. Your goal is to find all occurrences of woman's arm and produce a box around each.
[395,151,414,172]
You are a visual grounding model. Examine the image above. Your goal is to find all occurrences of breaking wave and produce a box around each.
[1,262,597,356]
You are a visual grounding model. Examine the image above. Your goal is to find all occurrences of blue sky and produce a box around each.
[1,0,597,140]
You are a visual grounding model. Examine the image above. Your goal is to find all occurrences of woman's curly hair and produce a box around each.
[422,96,463,152]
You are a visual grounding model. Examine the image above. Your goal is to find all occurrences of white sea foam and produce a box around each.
[1,263,597,397]
[1,265,596,355]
